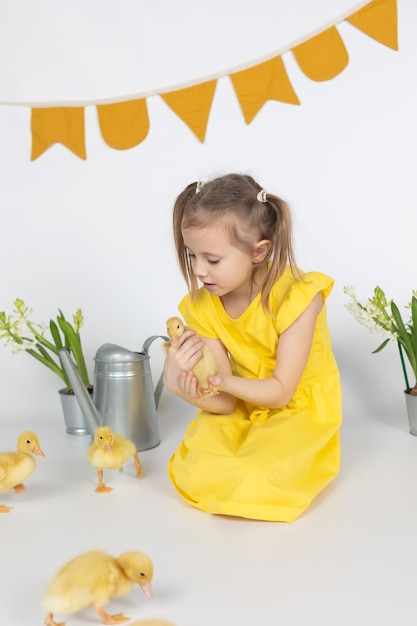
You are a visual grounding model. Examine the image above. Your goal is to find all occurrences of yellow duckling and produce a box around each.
[166,316,219,400]
[41,549,153,625]
[88,426,143,493]
[0,430,45,513]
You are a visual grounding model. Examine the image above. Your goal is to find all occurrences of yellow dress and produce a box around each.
[168,268,342,522]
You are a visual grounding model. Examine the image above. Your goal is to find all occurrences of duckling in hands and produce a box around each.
[166,316,219,400]
[88,426,143,493]
[0,430,45,513]
[42,549,153,625]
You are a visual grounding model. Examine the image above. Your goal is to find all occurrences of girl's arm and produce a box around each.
[163,328,236,414]
[210,293,323,409]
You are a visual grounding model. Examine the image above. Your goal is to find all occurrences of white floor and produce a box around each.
[1,389,417,626]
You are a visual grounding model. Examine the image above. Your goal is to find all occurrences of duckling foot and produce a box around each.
[197,384,220,402]
[0,504,13,513]
[44,612,66,626]
[96,607,131,624]
[133,451,143,478]
[14,483,26,494]
[95,483,113,493]
[96,471,113,493]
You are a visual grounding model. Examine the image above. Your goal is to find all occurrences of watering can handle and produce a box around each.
[141,334,169,409]
[141,335,169,355]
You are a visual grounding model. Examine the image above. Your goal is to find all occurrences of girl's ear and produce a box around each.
[251,239,272,263]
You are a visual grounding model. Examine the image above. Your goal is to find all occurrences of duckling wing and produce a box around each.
[111,434,137,466]
[0,452,16,468]
[41,551,126,614]
[0,453,36,491]
[42,562,95,613]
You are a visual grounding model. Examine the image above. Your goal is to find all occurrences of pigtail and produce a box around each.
[256,191,301,311]
[172,182,199,296]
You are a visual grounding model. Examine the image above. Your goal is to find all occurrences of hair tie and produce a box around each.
[196,181,206,193]
[257,190,267,203]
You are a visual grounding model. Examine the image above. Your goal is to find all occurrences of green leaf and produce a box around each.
[26,349,67,384]
[409,296,417,381]
[57,312,90,387]
[37,344,57,365]
[26,320,58,354]
[49,320,63,349]
[372,338,391,353]
[391,302,411,344]
[392,301,417,379]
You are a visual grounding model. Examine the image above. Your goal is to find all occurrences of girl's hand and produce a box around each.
[208,374,222,389]
[163,329,205,396]
[164,330,237,414]
[179,370,200,399]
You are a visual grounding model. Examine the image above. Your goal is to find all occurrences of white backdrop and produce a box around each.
[0,0,371,103]
[0,0,415,431]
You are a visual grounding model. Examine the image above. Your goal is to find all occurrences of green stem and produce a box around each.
[26,320,59,354]
[398,341,411,392]
[27,349,68,385]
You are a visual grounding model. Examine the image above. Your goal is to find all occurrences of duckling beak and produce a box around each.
[104,444,113,454]
[33,446,45,458]
[140,581,153,598]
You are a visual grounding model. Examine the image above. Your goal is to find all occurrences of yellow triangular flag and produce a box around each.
[230,56,300,124]
[31,107,86,160]
[346,0,398,50]
[96,99,149,150]
[292,27,349,82]
[160,81,217,142]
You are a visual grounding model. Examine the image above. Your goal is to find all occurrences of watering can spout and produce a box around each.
[60,335,168,451]
[59,349,101,437]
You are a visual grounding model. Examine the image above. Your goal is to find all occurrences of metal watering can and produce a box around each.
[59,335,168,451]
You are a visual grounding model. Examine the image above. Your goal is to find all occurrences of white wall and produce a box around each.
[0,0,415,430]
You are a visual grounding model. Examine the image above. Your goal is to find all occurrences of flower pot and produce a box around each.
[404,390,417,436]
[58,388,90,435]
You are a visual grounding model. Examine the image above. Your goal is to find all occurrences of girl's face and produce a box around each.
[182,222,267,299]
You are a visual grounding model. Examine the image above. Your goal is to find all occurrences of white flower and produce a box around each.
[10,339,36,354]
[343,285,397,340]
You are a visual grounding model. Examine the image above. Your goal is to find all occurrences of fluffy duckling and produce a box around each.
[88,426,143,493]
[166,316,219,400]
[42,549,153,625]
[0,430,45,513]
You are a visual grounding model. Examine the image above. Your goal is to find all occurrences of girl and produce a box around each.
[163,173,342,522]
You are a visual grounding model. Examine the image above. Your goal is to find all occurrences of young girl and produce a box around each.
[163,173,342,522]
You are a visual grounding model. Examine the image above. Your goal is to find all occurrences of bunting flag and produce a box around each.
[230,57,300,125]
[160,81,218,143]
[96,99,149,150]
[31,107,86,160]
[292,27,349,81]
[29,0,397,161]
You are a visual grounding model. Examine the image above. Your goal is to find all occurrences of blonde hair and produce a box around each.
[173,173,299,309]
